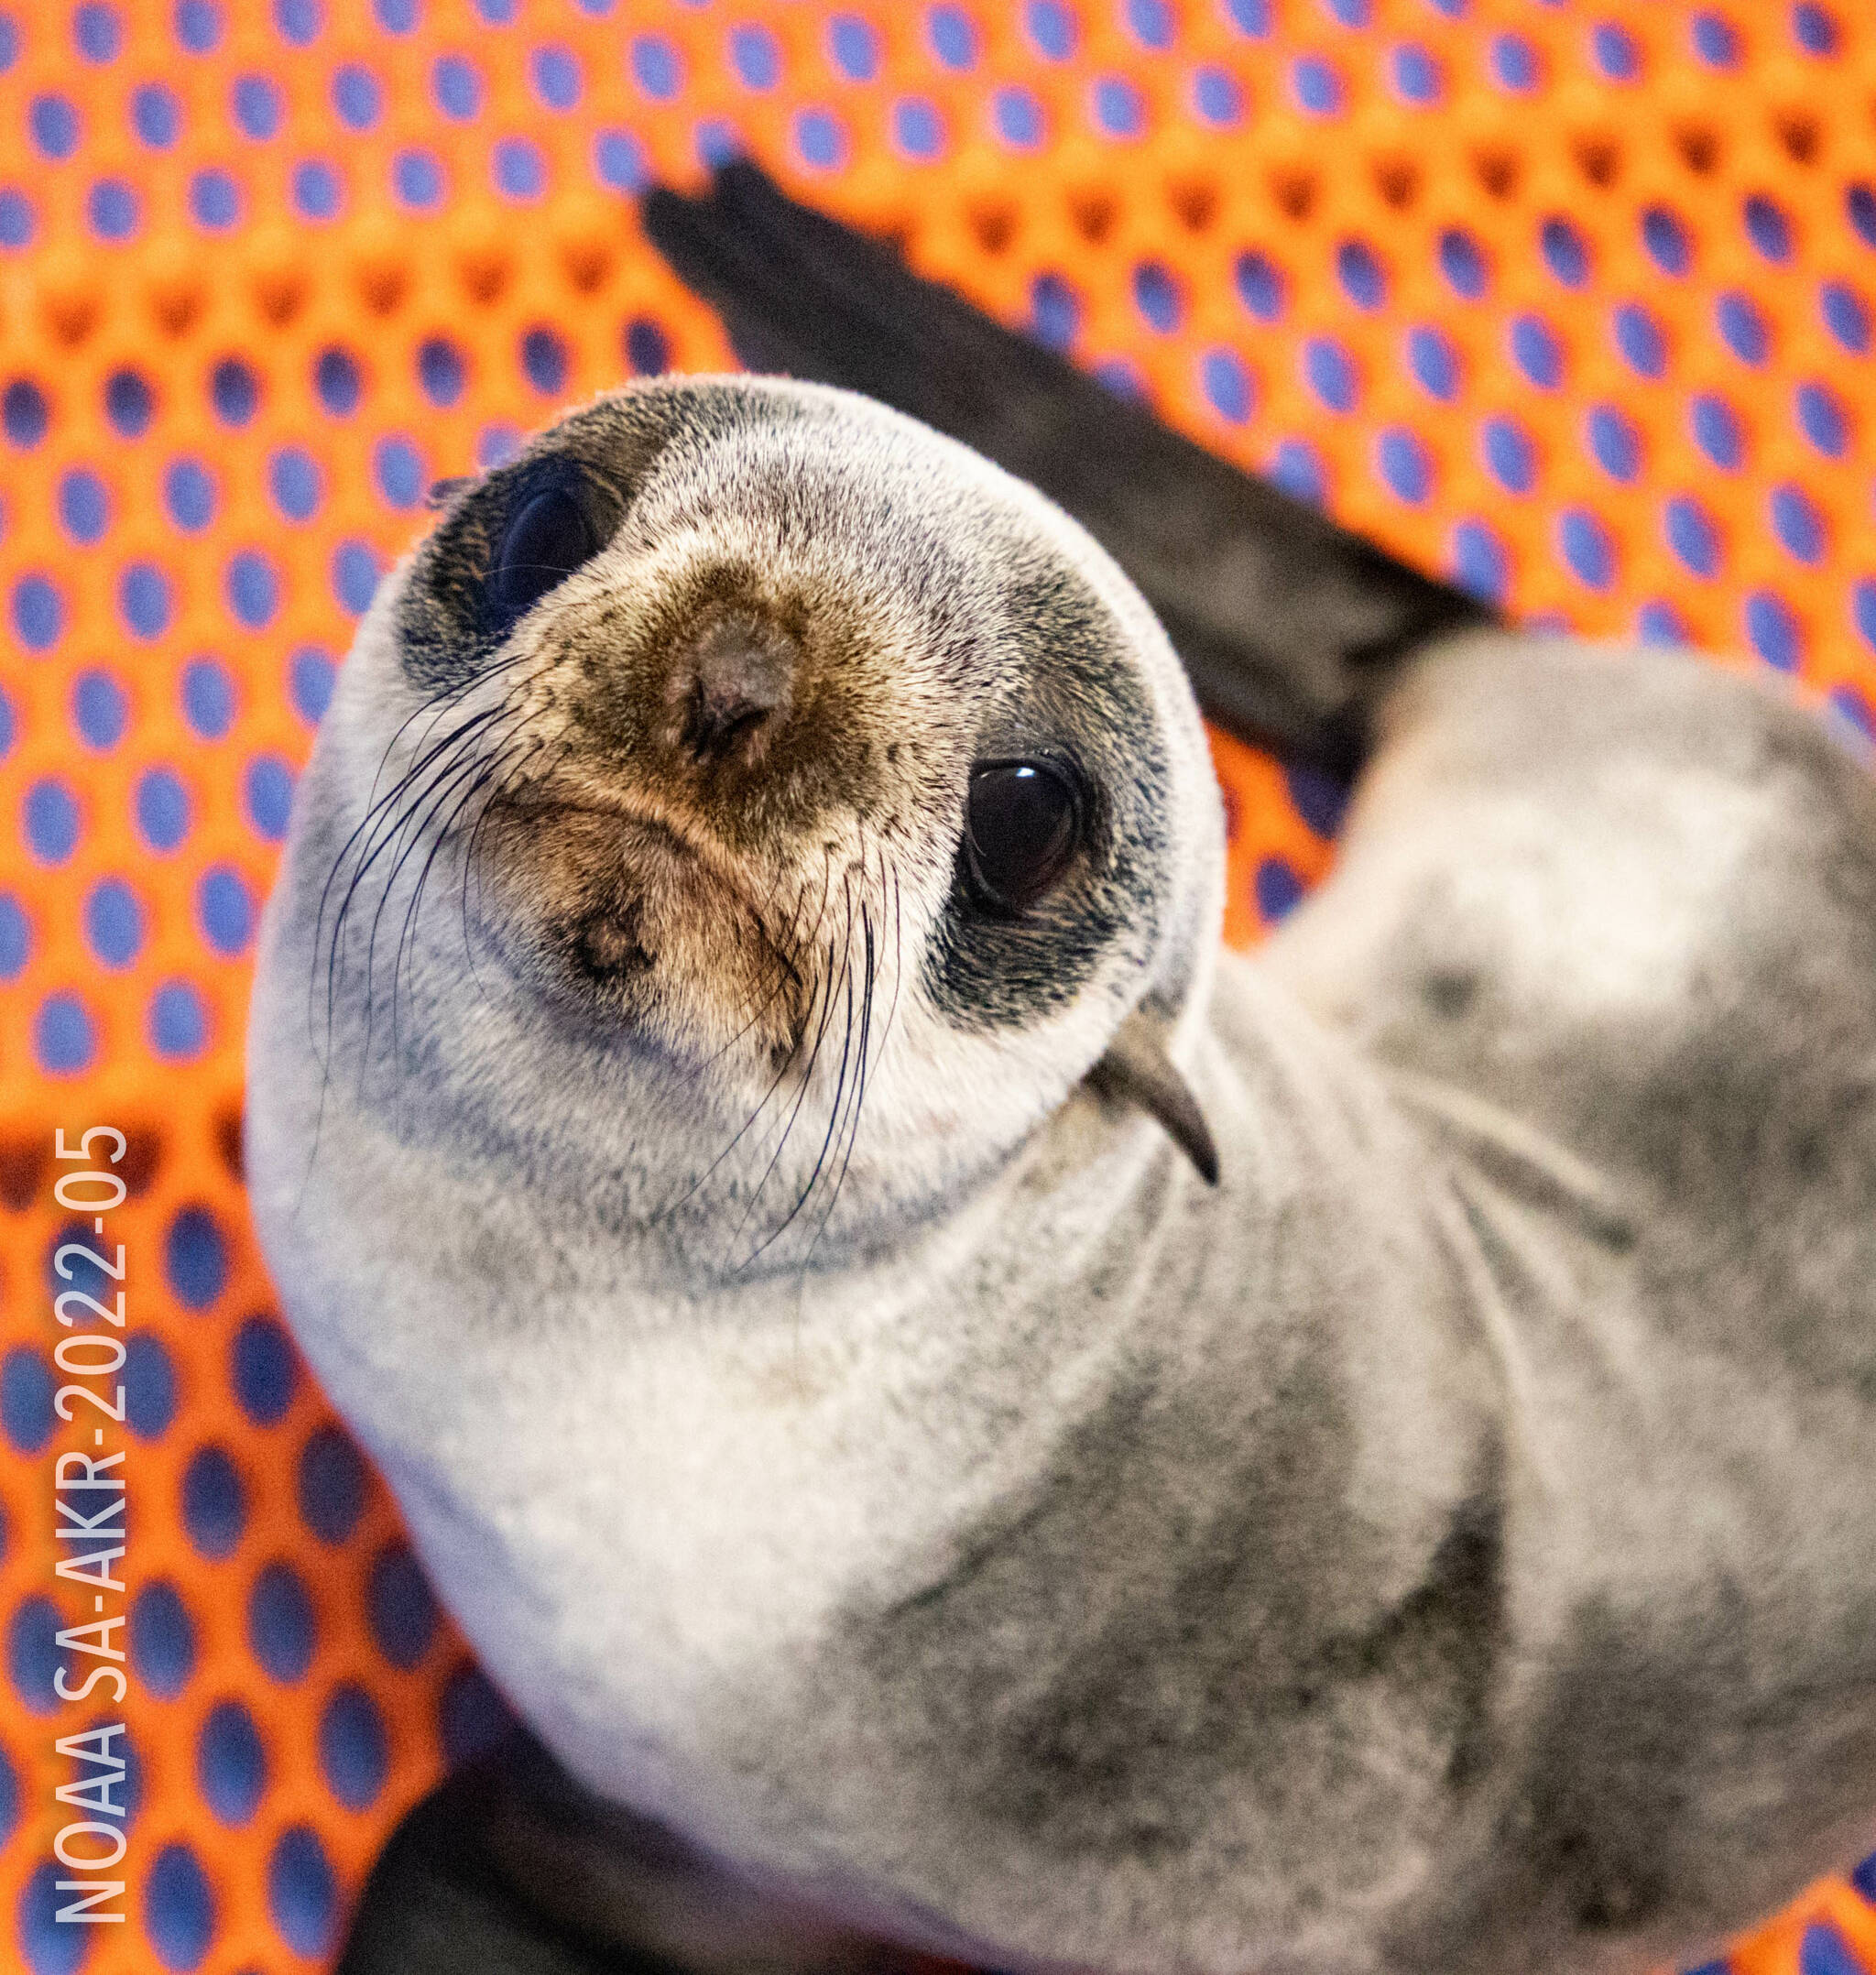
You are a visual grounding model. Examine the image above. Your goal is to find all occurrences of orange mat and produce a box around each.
[0,1,1872,1970]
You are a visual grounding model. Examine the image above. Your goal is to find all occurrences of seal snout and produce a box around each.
[668,610,799,770]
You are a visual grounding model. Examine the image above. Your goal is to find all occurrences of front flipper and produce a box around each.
[643,160,1494,779]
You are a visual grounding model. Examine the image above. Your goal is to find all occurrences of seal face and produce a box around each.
[269,375,1220,1274]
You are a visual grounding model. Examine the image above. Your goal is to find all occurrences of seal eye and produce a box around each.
[964,759,1082,912]
[491,486,597,623]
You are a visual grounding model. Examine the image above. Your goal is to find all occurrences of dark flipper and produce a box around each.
[337,1755,653,1975]
[642,159,1495,779]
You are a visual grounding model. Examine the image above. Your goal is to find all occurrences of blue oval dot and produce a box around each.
[1510,313,1564,389]
[1133,260,1182,333]
[249,1562,316,1683]
[625,317,670,376]
[1336,239,1386,312]
[1284,763,1347,837]
[1391,42,1440,103]
[1664,496,1722,578]
[1303,337,1358,413]
[1791,4,1838,57]
[1027,0,1075,58]
[1715,290,1769,365]
[198,867,254,955]
[84,878,143,967]
[125,1331,177,1439]
[521,324,569,395]
[1846,183,1876,251]
[630,34,680,99]
[181,659,234,738]
[232,71,280,140]
[1689,393,1743,471]
[1405,325,1457,400]
[592,127,646,191]
[165,1207,227,1310]
[34,995,94,1075]
[1192,67,1241,126]
[1557,508,1615,590]
[0,895,29,981]
[211,356,258,425]
[1636,599,1686,646]
[245,750,298,837]
[373,436,424,507]
[1031,271,1078,351]
[268,446,321,521]
[1641,205,1691,276]
[226,551,279,630]
[269,1826,337,1959]
[1794,380,1848,457]
[1819,281,1870,355]
[1769,483,1826,564]
[1797,1923,1863,1975]
[1268,439,1324,505]
[151,982,209,1061]
[1438,226,1489,299]
[532,40,584,107]
[1540,215,1589,287]
[232,1314,299,1425]
[1,1348,54,1454]
[1612,303,1666,378]
[120,562,171,639]
[0,188,35,249]
[1254,856,1305,922]
[1692,11,1738,65]
[1292,55,1341,115]
[13,573,63,650]
[1233,250,1283,322]
[29,93,82,160]
[1744,193,1793,263]
[1200,348,1251,424]
[164,456,216,531]
[418,336,465,407]
[182,1446,246,1559]
[21,1857,92,1974]
[320,1683,388,1810]
[146,1839,216,1970]
[314,344,361,416]
[75,3,124,62]
[1376,428,1431,503]
[298,1425,366,1544]
[136,768,191,853]
[73,669,128,750]
[1744,590,1803,672]
[333,540,381,616]
[132,1580,196,1699]
[4,376,48,447]
[24,780,81,865]
[368,1544,439,1669]
[292,158,343,220]
[289,648,335,724]
[1586,404,1641,482]
[105,364,153,432]
[197,1701,265,1826]
[7,1597,60,1716]
[1481,418,1534,494]
[133,81,181,147]
[1592,20,1639,79]
[895,94,947,157]
[331,60,380,129]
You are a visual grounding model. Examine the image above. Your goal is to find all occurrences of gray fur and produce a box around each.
[247,376,1876,1974]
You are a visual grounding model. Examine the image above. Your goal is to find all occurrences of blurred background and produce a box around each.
[0,1,1874,1970]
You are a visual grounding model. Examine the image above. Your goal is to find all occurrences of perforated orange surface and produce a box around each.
[1,2,1874,1970]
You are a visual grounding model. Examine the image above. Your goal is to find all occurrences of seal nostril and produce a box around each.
[677,615,797,766]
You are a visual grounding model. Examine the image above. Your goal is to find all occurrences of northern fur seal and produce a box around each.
[247,176,1876,1975]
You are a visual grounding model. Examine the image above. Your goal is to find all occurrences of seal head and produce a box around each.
[265,375,1224,1272]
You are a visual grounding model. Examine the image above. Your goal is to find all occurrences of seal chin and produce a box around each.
[481,794,813,1075]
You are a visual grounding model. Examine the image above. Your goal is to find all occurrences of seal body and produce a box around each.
[247,376,1876,1975]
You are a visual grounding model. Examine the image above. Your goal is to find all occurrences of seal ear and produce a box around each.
[1088,1009,1219,1186]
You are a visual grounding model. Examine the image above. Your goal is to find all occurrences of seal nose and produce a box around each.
[672,612,797,768]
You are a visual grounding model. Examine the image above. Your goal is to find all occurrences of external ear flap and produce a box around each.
[1087,1009,1220,1186]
